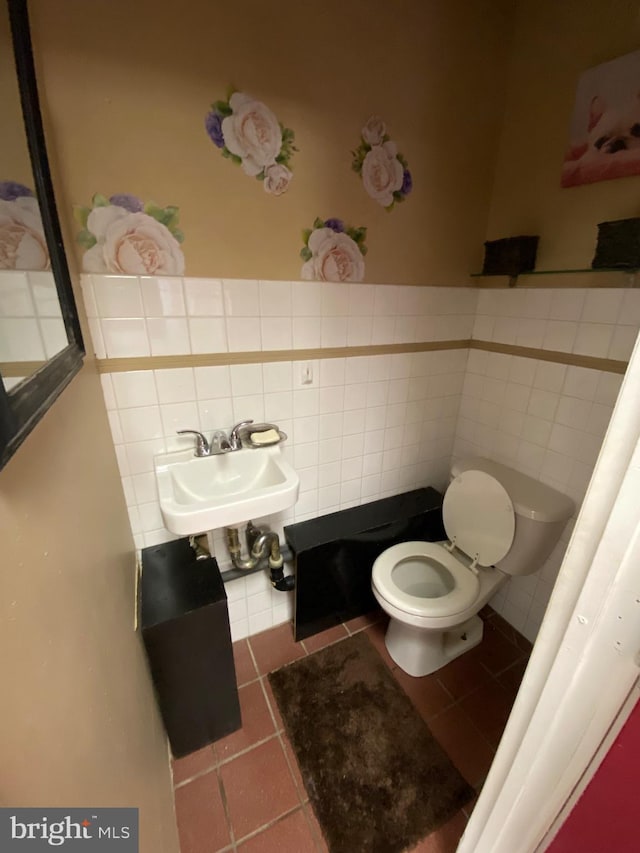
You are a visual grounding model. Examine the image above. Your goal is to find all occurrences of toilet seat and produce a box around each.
[372,541,480,618]
[372,470,516,620]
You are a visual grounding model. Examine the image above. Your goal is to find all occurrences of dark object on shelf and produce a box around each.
[285,488,445,641]
[592,218,640,270]
[482,235,539,276]
[141,538,241,758]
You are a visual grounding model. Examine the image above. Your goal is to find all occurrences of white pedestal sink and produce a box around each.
[154,445,299,535]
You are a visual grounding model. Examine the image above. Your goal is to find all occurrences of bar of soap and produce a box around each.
[251,428,280,445]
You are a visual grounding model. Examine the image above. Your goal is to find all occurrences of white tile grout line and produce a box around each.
[174,615,528,838]
[173,762,217,791]
[231,803,308,849]
[245,634,262,676]
[300,628,349,655]
[277,730,310,805]
[215,763,238,852]
[301,802,328,853]
[258,675,283,734]
[215,683,314,849]
[216,732,281,769]
[248,631,338,847]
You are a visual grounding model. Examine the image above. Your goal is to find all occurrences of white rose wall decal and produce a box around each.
[74,194,185,275]
[72,97,416,279]
[205,90,297,196]
[0,182,50,270]
[352,115,413,210]
[301,218,367,282]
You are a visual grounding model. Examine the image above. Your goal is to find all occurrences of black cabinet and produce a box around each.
[140,539,241,758]
[285,487,445,641]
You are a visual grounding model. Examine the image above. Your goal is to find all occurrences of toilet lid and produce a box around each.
[443,470,515,567]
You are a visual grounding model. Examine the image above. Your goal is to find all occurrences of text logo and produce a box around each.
[0,809,138,851]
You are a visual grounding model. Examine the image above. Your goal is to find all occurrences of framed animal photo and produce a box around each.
[561,49,640,188]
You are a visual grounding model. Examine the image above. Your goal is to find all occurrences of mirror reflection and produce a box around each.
[0,5,68,391]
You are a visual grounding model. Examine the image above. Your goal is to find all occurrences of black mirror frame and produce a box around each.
[0,0,85,470]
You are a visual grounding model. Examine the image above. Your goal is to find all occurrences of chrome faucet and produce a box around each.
[228,419,253,450]
[211,430,232,454]
[177,429,211,457]
[177,421,252,457]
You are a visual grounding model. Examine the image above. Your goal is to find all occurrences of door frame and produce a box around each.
[458,333,640,853]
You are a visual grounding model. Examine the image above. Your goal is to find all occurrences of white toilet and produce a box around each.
[371,457,574,677]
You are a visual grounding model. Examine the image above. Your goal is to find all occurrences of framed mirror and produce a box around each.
[0,0,84,470]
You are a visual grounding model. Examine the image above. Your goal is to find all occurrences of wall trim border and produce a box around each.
[85,338,630,375]
[0,360,46,377]
[93,340,471,373]
[468,340,627,374]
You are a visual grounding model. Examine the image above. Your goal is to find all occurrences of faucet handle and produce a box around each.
[177,429,210,457]
[229,419,253,449]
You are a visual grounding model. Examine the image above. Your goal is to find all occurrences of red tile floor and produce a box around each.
[172,606,532,853]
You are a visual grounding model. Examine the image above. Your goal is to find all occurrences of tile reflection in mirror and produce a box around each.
[0,270,67,385]
[1,5,68,386]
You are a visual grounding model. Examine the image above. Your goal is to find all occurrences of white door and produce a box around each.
[458,331,640,853]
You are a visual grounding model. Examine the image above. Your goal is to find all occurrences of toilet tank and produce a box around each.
[450,457,575,576]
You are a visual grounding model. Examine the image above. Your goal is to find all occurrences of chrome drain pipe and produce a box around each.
[224,523,295,591]
[225,526,255,570]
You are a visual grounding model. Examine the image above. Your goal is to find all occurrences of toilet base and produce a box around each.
[384,614,484,677]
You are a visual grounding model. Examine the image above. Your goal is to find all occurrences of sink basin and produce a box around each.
[155,445,299,535]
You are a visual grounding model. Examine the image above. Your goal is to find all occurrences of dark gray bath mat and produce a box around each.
[268,632,473,853]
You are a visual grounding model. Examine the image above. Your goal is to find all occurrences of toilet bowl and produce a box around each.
[371,457,574,677]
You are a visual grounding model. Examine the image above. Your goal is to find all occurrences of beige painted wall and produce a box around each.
[1,10,33,187]
[487,0,640,270]
[0,361,179,851]
[27,0,514,285]
[1,24,179,834]
[2,7,177,838]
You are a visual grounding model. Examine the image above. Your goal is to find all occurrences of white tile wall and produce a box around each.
[474,287,640,361]
[0,270,35,316]
[453,349,628,641]
[0,317,47,361]
[465,288,640,641]
[85,277,640,644]
[0,270,67,361]
[85,275,475,641]
[102,348,466,639]
[81,275,477,357]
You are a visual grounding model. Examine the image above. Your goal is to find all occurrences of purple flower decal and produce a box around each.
[109,193,144,212]
[205,111,225,148]
[0,181,35,201]
[301,216,367,282]
[206,91,297,196]
[352,117,412,210]
[74,193,185,274]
